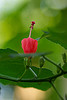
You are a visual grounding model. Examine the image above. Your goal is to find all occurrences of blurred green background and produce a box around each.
[0,0,67,100]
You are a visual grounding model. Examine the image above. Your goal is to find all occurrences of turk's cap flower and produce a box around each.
[21,37,38,53]
[21,21,38,54]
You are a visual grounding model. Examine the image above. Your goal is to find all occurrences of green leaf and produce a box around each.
[0,48,54,91]
[18,66,54,91]
[36,31,49,41]
[45,28,67,49]
[62,62,67,78]
[0,48,25,84]
[0,48,18,57]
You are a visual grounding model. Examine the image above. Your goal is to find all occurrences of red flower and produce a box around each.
[21,21,38,53]
[21,37,38,53]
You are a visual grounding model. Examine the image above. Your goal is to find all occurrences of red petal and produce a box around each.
[21,37,38,53]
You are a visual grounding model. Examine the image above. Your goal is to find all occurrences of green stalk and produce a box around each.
[50,81,64,100]
[29,67,37,78]
[43,56,63,72]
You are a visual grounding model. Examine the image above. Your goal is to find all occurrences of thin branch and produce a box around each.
[50,81,64,100]
[29,67,38,78]
[19,69,27,80]
[0,71,67,83]
[43,56,63,72]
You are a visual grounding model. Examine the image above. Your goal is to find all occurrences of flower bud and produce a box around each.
[62,53,67,63]
[39,57,45,67]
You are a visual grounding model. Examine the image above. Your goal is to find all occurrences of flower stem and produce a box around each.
[43,56,63,72]
[29,21,35,37]
[29,27,32,38]
[26,57,37,78]
[50,81,64,100]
